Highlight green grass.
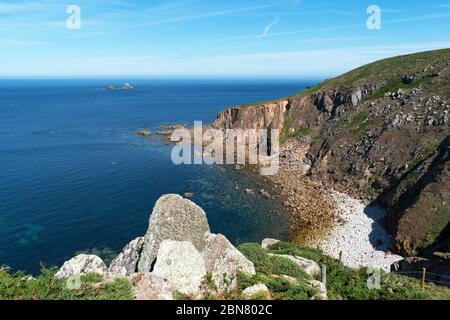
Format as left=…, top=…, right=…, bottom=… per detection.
left=238, top=243, right=310, bottom=279
left=366, top=79, right=414, bottom=101
left=0, top=267, right=133, bottom=300
left=238, top=242, right=450, bottom=300
left=325, top=48, right=450, bottom=88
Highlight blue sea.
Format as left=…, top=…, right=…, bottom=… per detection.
left=0, top=79, right=315, bottom=274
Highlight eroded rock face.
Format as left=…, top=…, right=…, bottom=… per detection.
left=132, top=273, right=173, bottom=300
left=213, top=100, right=289, bottom=132
left=268, top=253, right=320, bottom=277
left=137, top=194, right=211, bottom=272
left=55, top=254, right=107, bottom=279
left=109, top=237, right=144, bottom=277
left=152, top=240, right=206, bottom=296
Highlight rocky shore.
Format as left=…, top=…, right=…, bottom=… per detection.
left=258, top=151, right=402, bottom=271
left=319, top=192, right=403, bottom=272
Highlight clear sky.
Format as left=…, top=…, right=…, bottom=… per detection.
left=1, top=0, right=450, bottom=78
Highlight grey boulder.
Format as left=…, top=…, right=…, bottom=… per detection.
left=153, top=240, right=206, bottom=297
left=269, top=253, right=320, bottom=277
left=138, top=194, right=210, bottom=272
left=241, top=283, right=270, bottom=300
left=204, top=234, right=256, bottom=292
left=55, top=254, right=107, bottom=279
left=132, top=273, right=173, bottom=300
left=108, top=237, right=144, bottom=277
left=261, top=238, right=280, bottom=249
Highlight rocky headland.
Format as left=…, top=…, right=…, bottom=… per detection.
left=209, top=49, right=449, bottom=276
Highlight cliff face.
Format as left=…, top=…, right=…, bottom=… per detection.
left=213, top=100, right=289, bottom=131
left=379, top=136, right=450, bottom=256
left=212, top=49, right=450, bottom=256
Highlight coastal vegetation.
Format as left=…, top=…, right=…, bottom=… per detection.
left=1, top=241, right=448, bottom=300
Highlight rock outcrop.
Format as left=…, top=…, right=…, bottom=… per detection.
left=56, top=194, right=255, bottom=298
left=241, top=283, right=270, bottom=299
left=137, top=194, right=210, bottom=272
left=108, top=237, right=144, bottom=277
left=132, top=273, right=173, bottom=300
left=261, top=238, right=280, bottom=250
left=152, top=240, right=206, bottom=296
left=307, top=280, right=328, bottom=300
left=213, top=100, right=289, bottom=132
left=268, top=253, right=320, bottom=277
left=203, top=234, right=255, bottom=292
left=55, top=254, right=107, bottom=279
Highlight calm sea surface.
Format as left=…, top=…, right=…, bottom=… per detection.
left=0, top=79, right=316, bottom=274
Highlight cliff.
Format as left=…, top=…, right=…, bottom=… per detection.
left=213, top=100, right=289, bottom=131
left=212, top=49, right=450, bottom=256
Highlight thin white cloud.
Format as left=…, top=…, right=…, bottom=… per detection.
left=381, top=8, right=404, bottom=14
left=259, top=16, right=280, bottom=39
left=0, top=1, right=58, bottom=13
left=232, top=11, right=450, bottom=40
left=0, top=40, right=51, bottom=46
left=120, top=4, right=279, bottom=29
left=384, top=12, right=450, bottom=24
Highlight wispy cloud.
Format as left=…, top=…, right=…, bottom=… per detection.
left=0, top=1, right=59, bottom=13
left=232, top=11, right=450, bottom=40
left=384, top=12, right=450, bottom=24
left=0, top=40, right=52, bottom=46
left=259, top=16, right=279, bottom=39
left=120, top=4, right=279, bottom=29
left=381, top=8, right=405, bottom=14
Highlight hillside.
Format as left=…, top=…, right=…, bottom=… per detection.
left=213, top=49, right=450, bottom=257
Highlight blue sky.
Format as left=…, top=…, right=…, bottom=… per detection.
left=1, top=0, right=450, bottom=78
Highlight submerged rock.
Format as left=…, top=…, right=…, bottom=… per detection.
left=152, top=240, right=206, bottom=296
left=108, top=237, right=144, bottom=277
left=55, top=254, right=107, bottom=279
left=137, top=194, right=211, bottom=272
left=122, top=83, right=134, bottom=90
left=259, top=189, right=271, bottom=199
left=245, top=188, right=255, bottom=195
left=136, top=130, right=152, bottom=137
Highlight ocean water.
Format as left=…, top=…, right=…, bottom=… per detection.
left=0, top=79, right=314, bottom=274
